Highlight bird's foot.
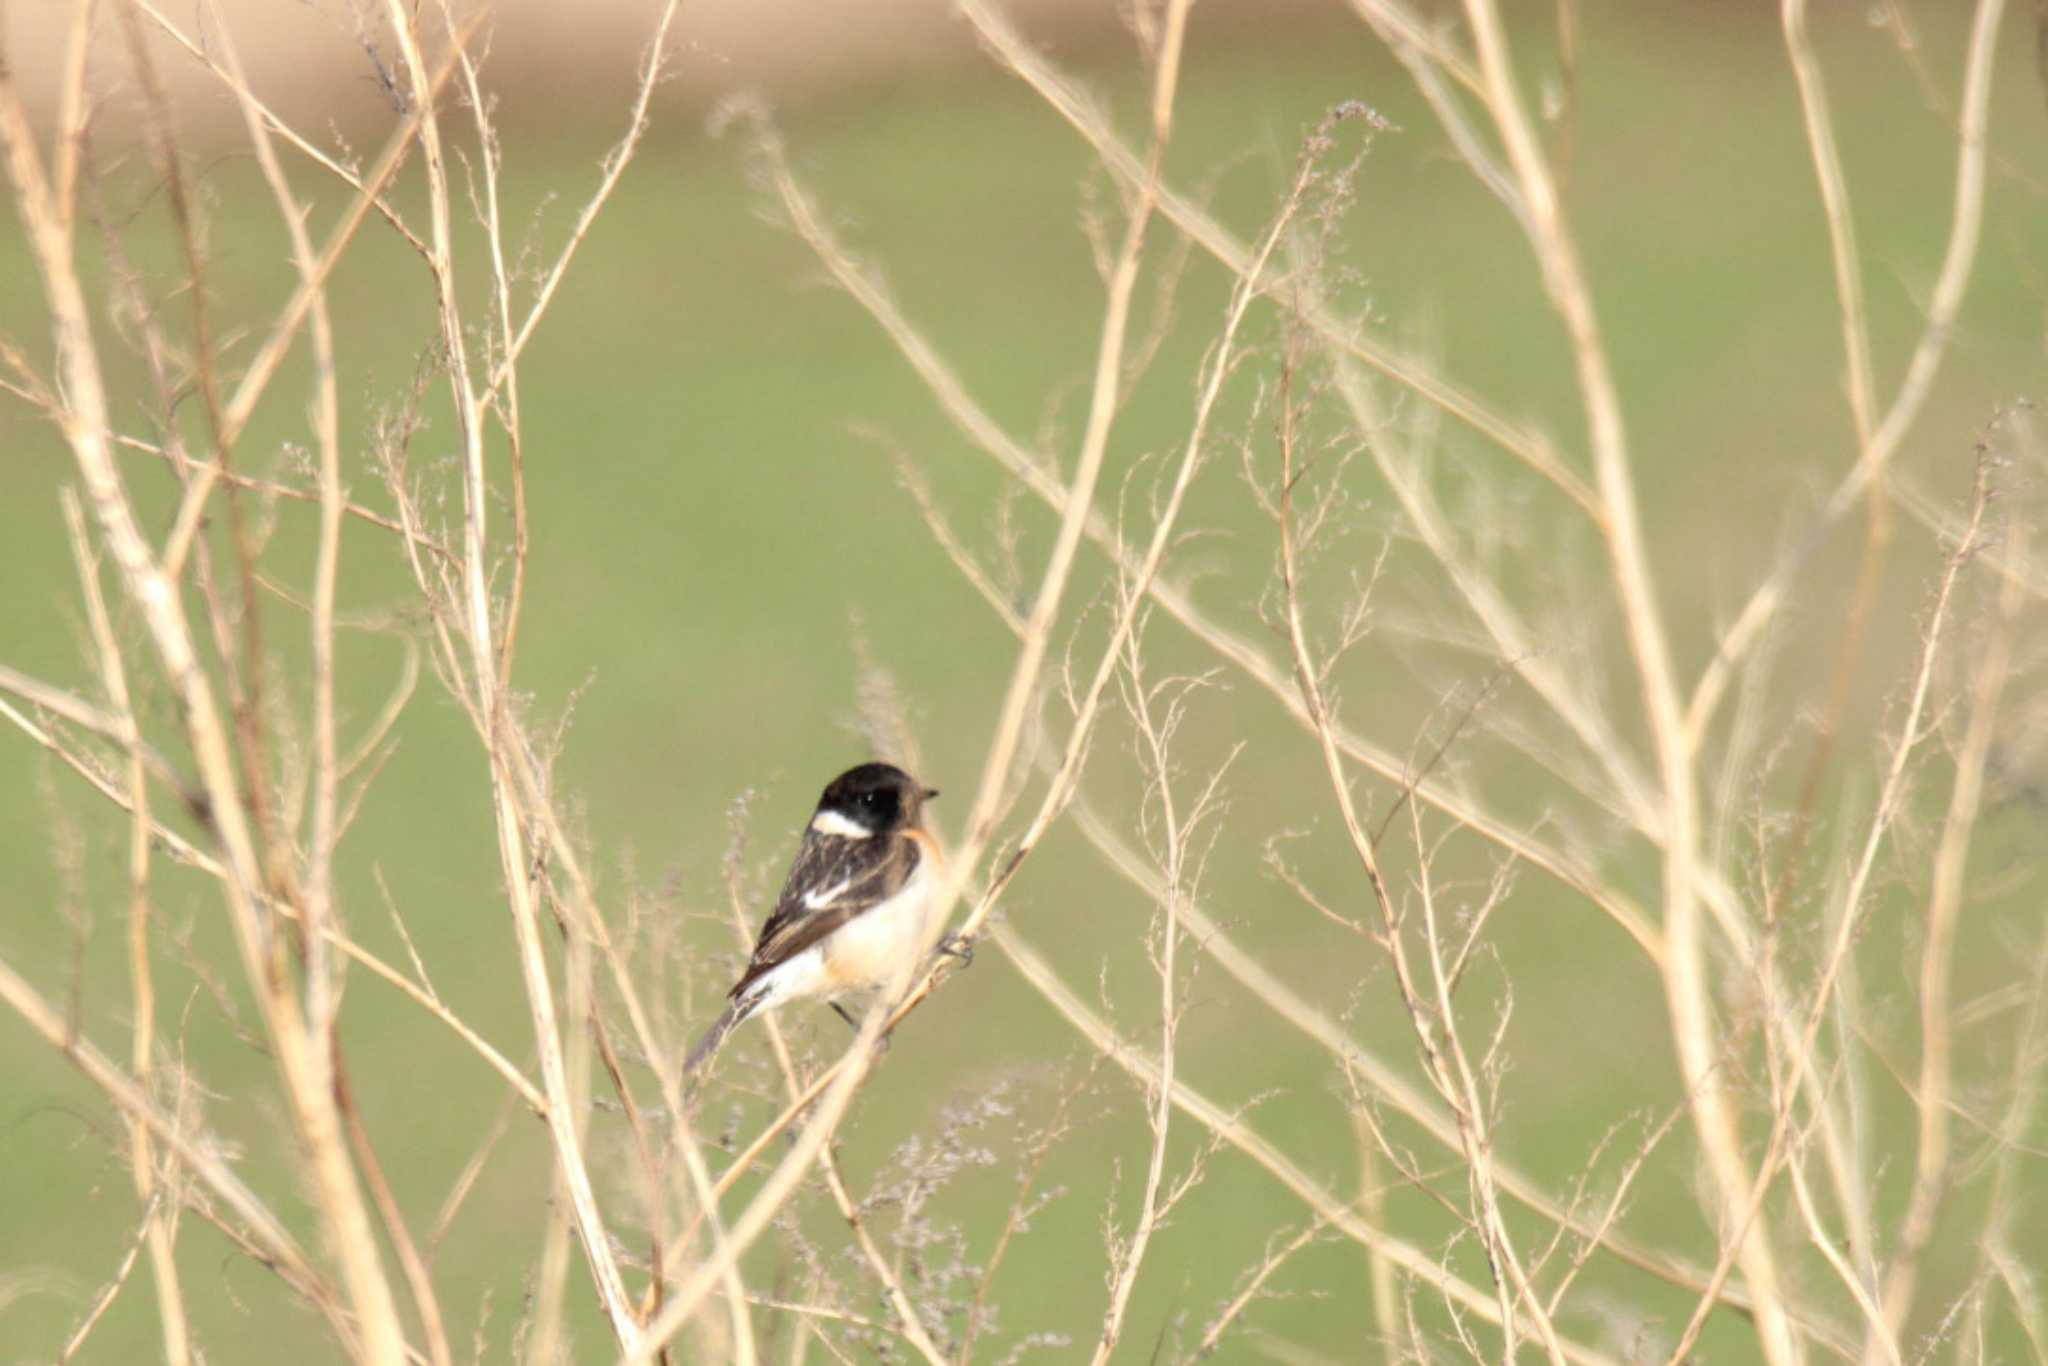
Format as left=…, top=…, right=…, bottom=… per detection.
left=937, top=932, right=975, bottom=968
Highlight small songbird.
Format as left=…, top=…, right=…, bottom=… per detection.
left=687, top=762, right=945, bottom=1074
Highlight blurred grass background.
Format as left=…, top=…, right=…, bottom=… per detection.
left=2, top=1, right=2043, bottom=1360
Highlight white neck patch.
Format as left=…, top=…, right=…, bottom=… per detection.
left=810, top=808, right=873, bottom=840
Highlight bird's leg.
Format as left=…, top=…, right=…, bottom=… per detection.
left=830, top=1000, right=893, bottom=1054
left=937, top=932, right=975, bottom=968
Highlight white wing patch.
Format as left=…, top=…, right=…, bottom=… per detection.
left=809, top=809, right=872, bottom=839
left=803, top=876, right=854, bottom=910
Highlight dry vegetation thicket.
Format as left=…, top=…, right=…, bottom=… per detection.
left=1, top=0, right=2043, bottom=1363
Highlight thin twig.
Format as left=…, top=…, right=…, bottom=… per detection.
left=1869, top=482, right=2025, bottom=1357
left=1, top=33, right=412, bottom=1362
left=992, top=924, right=1624, bottom=1366
left=376, top=0, right=642, bottom=1345
left=61, top=491, right=192, bottom=1366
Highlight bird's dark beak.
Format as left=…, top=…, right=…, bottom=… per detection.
left=923, top=787, right=940, bottom=801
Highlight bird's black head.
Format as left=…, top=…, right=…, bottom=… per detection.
left=814, top=761, right=938, bottom=837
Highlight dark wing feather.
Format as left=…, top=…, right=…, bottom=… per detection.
left=731, top=832, right=920, bottom=1000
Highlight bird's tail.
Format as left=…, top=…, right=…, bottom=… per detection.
left=685, top=997, right=750, bottom=1077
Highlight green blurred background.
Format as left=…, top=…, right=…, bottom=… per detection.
left=3, top=1, right=2044, bottom=1361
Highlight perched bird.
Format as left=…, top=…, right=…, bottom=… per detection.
left=687, top=762, right=946, bottom=1074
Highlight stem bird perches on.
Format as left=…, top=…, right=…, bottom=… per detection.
left=635, top=4, right=1200, bottom=1355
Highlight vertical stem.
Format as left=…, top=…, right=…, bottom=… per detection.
left=1870, top=516, right=2023, bottom=1354
left=376, top=3, right=641, bottom=1346
left=64, top=492, right=191, bottom=1366
left=1457, top=2, right=1796, bottom=1358
left=0, top=53, right=411, bottom=1366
